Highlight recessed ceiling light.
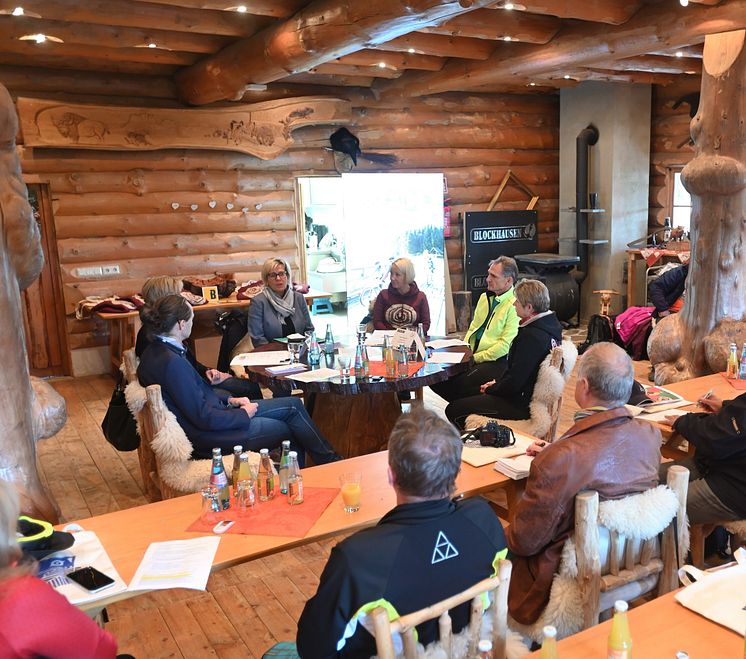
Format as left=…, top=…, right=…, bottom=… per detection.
left=675, top=50, right=684, bottom=57
left=679, top=0, right=688, bottom=6
left=378, top=62, right=386, bottom=68
left=504, top=2, right=514, bottom=9
left=12, top=6, right=23, bottom=15
left=563, top=74, right=571, bottom=79
left=503, top=36, right=512, bottom=42
left=148, top=42, right=158, bottom=48
left=19, top=33, right=63, bottom=43
left=236, top=5, right=248, bottom=11
left=528, top=82, right=536, bottom=86
left=407, top=48, right=416, bottom=54
left=0, top=6, right=41, bottom=17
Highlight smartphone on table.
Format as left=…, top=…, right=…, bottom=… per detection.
left=66, top=566, right=116, bottom=593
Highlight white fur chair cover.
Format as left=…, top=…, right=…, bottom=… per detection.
left=125, top=379, right=258, bottom=493
left=510, top=484, right=687, bottom=642
left=466, top=338, right=578, bottom=441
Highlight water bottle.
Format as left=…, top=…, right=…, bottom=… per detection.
left=308, top=331, right=321, bottom=366
left=739, top=343, right=746, bottom=380
left=324, top=324, right=335, bottom=355
left=210, top=447, right=231, bottom=510
left=278, top=440, right=291, bottom=494
left=257, top=448, right=276, bottom=501
left=416, top=323, right=426, bottom=361
left=287, top=451, right=304, bottom=505
left=396, top=344, right=408, bottom=378
left=354, top=342, right=365, bottom=378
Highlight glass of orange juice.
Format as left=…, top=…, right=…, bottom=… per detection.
left=339, top=472, right=362, bottom=513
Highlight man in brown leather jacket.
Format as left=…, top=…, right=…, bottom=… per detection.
left=506, top=342, right=661, bottom=625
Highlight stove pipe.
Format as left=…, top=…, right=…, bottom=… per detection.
left=575, top=124, right=599, bottom=284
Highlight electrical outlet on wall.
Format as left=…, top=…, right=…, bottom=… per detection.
left=102, top=265, right=121, bottom=276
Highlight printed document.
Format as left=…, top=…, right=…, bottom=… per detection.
left=129, top=536, right=220, bottom=591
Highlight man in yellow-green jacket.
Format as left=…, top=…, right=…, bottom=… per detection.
left=430, top=256, right=519, bottom=403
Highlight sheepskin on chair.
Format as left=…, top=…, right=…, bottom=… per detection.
left=510, top=484, right=687, bottom=643
left=466, top=339, right=578, bottom=442
left=125, top=378, right=259, bottom=493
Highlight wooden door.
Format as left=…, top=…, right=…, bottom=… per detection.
left=21, top=182, right=71, bottom=376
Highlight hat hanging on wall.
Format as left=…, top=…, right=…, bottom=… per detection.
left=328, top=127, right=398, bottom=174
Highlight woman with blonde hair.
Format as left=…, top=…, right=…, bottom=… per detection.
left=248, top=257, right=315, bottom=346
left=0, top=480, right=118, bottom=657
left=373, top=257, right=431, bottom=334
left=136, top=275, right=260, bottom=400
left=445, top=279, right=562, bottom=429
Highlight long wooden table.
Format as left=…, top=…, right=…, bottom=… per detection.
left=527, top=588, right=741, bottom=656
left=62, top=450, right=519, bottom=610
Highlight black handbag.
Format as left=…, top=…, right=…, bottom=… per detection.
left=460, top=421, right=516, bottom=449
left=101, top=373, right=140, bottom=451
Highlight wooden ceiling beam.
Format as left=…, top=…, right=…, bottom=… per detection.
left=649, top=44, right=704, bottom=58
left=594, top=55, right=702, bottom=75
left=485, top=0, right=643, bottom=25
left=307, top=62, right=403, bottom=79
left=175, top=0, right=500, bottom=105
left=379, top=0, right=746, bottom=95
left=10, top=0, right=273, bottom=37
left=372, top=32, right=496, bottom=59
left=0, top=51, right=179, bottom=76
left=0, top=16, right=232, bottom=54
left=420, top=8, right=560, bottom=43
left=336, top=49, right=444, bottom=71
left=139, top=0, right=307, bottom=18
left=282, top=72, right=376, bottom=87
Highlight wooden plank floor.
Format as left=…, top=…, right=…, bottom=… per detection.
left=40, top=336, right=653, bottom=658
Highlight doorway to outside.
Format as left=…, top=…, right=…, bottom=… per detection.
left=297, top=173, right=446, bottom=340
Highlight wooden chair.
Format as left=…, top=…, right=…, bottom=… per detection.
left=466, top=339, right=578, bottom=443
left=689, top=520, right=746, bottom=568
left=512, top=466, right=689, bottom=642
left=371, top=560, right=512, bottom=659
left=122, top=348, right=161, bottom=502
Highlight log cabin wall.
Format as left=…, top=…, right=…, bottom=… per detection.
left=4, top=73, right=559, bottom=375
left=648, top=77, right=701, bottom=231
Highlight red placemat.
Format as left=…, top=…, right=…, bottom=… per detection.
left=720, top=371, right=746, bottom=390
left=186, top=486, right=339, bottom=538
left=367, top=360, right=422, bottom=378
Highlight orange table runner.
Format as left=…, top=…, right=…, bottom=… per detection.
left=720, top=371, right=746, bottom=390
left=187, top=487, right=339, bottom=538
left=367, top=360, right=423, bottom=378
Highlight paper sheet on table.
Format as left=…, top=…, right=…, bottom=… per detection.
left=129, top=536, right=220, bottom=592
left=288, top=367, right=338, bottom=383
left=634, top=408, right=689, bottom=423
left=427, top=352, right=465, bottom=365
left=626, top=399, right=693, bottom=415
left=365, top=330, right=395, bottom=346
left=494, top=453, right=534, bottom=480
left=230, top=352, right=291, bottom=366
left=461, top=433, right=535, bottom=467
left=426, top=338, right=469, bottom=349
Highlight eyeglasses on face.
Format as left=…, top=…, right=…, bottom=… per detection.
left=268, top=271, right=288, bottom=279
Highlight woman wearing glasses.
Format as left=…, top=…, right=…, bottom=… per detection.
left=248, top=257, right=315, bottom=346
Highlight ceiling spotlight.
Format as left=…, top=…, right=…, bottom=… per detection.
left=504, top=2, right=514, bottom=8
left=563, top=74, right=571, bottom=79
left=407, top=48, right=416, bottom=54
left=0, top=6, right=41, bottom=17
left=675, top=50, right=684, bottom=57
left=19, top=33, right=63, bottom=43
left=12, top=6, right=23, bottom=15
left=236, top=5, right=248, bottom=11
left=503, top=36, right=512, bottom=42
left=378, top=62, right=386, bottom=68
left=679, top=0, right=688, bottom=6
left=528, top=82, right=536, bottom=87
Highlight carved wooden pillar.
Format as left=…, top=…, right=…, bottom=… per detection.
left=0, top=83, right=59, bottom=521
left=649, top=30, right=746, bottom=383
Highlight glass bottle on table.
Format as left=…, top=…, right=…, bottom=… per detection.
left=607, top=600, right=632, bottom=659
left=231, top=444, right=242, bottom=487
left=324, top=324, right=335, bottom=355
left=279, top=440, right=291, bottom=494
left=354, top=342, right=366, bottom=378
left=257, top=448, right=276, bottom=501
left=540, top=625, right=559, bottom=658
left=416, top=323, right=426, bottom=359
left=308, top=331, right=321, bottom=366
left=728, top=342, right=739, bottom=379
left=286, top=451, right=304, bottom=505
left=383, top=335, right=396, bottom=378
left=396, top=344, right=408, bottom=378
left=477, top=639, right=492, bottom=659
left=210, top=447, right=231, bottom=510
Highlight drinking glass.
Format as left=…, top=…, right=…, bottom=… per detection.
left=200, top=485, right=221, bottom=524
left=357, top=324, right=368, bottom=342
left=288, top=341, right=303, bottom=364
left=339, top=472, right=362, bottom=513
left=338, top=354, right=352, bottom=380
left=235, top=479, right=256, bottom=515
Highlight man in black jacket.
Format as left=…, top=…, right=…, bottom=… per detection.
left=296, top=407, right=507, bottom=658
left=663, top=392, right=746, bottom=524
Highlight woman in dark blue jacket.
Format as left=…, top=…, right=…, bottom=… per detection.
left=137, top=294, right=340, bottom=464
left=445, top=279, right=562, bottom=429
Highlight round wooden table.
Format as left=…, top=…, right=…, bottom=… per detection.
left=244, top=342, right=472, bottom=458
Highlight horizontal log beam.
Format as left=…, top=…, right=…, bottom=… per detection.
left=593, top=55, right=702, bottom=75
left=282, top=72, right=376, bottom=87
left=336, top=49, right=444, bottom=72
left=307, top=63, right=404, bottom=79
left=176, top=0, right=500, bottom=105
left=13, top=0, right=273, bottom=37
left=421, top=8, right=561, bottom=44
left=372, top=32, right=496, bottom=59
left=55, top=211, right=296, bottom=239
left=379, top=0, right=746, bottom=95
left=58, top=231, right=297, bottom=263
left=0, top=49, right=179, bottom=77
left=485, top=0, right=643, bottom=25
left=135, top=0, right=306, bottom=18
left=350, top=106, right=557, bottom=128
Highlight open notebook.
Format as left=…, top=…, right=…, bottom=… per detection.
left=460, top=432, right=534, bottom=467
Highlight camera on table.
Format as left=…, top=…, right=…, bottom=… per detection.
left=460, top=421, right=516, bottom=448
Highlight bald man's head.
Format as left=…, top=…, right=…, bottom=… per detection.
left=577, top=343, right=634, bottom=408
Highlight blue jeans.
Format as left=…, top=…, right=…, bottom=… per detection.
left=248, top=397, right=339, bottom=466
